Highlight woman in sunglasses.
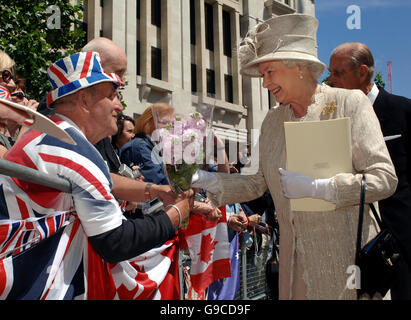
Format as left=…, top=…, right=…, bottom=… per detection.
left=0, top=50, right=17, bottom=93
left=10, top=79, right=39, bottom=111
left=0, top=51, right=39, bottom=155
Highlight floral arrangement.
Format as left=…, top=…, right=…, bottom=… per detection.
left=159, top=112, right=208, bottom=194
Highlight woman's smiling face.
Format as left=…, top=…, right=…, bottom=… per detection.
left=259, top=60, right=300, bottom=105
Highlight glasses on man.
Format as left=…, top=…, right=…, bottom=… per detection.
left=1, top=70, right=15, bottom=83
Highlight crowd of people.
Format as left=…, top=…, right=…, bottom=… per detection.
left=0, top=12, right=410, bottom=300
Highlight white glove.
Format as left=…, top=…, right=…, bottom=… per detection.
left=278, top=168, right=335, bottom=202
left=191, top=169, right=219, bottom=193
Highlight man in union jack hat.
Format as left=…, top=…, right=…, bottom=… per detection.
left=0, top=51, right=193, bottom=299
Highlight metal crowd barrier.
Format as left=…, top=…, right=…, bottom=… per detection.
left=235, top=231, right=273, bottom=300
left=0, top=159, right=71, bottom=192
left=182, top=227, right=276, bottom=301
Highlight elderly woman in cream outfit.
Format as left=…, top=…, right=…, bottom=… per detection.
left=192, top=14, right=397, bottom=300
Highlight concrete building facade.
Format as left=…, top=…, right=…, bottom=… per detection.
left=84, top=0, right=315, bottom=145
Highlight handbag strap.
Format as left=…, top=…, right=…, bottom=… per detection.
left=355, top=176, right=385, bottom=258
left=355, top=175, right=366, bottom=265
left=355, top=175, right=367, bottom=299
left=369, top=202, right=384, bottom=230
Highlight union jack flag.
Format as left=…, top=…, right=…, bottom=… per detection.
left=0, top=85, right=10, bottom=101
left=0, top=114, right=231, bottom=300
left=46, top=51, right=120, bottom=107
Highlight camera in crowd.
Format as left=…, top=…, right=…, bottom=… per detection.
left=118, top=163, right=142, bottom=180
left=138, top=197, right=164, bottom=215
left=118, top=163, right=163, bottom=215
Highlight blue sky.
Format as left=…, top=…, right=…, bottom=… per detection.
left=315, top=0, right=411, bottom=98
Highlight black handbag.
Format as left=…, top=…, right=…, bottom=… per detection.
left=355, top=175, right=403, bottom=299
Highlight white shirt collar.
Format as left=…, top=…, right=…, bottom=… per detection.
left=367, top=83, right=380, bottom=105
left=55, top=113, right=87, bottom=140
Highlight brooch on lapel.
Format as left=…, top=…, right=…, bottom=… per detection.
left=322, top=101, right=337, bottom=116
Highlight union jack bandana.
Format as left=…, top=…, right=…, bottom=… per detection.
left=46, top=51, right=121, bottom=107
left=0, top=85, right=11, bottom=101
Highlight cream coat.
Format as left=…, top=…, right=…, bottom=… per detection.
left=209, top=84, right=397, bottom=300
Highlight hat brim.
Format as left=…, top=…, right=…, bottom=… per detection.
left=47, top=74, right=120, bottom=107
left=240, top=51, right=326, bottom=78
left=0, top=98, right=76, bottom=145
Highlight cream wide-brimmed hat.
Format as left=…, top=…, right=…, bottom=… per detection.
left=238, top=13, right=326, bottom=78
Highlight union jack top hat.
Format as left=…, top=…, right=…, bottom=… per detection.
left=46, top=51, right=121, bottom=107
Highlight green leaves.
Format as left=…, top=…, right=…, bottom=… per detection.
left=0, top=0, right=86, bottom=101
left=374, top=71, right=386, bottom=89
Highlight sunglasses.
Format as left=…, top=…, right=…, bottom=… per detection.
left=1, top=70, right=15, bottom=83
left=11, top=91, right=26, bottom=100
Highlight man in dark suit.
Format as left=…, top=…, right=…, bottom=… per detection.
left=329, top=42, right=411, bottom=299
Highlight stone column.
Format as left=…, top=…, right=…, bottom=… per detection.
left=231, top=9, right=242, bottom=106
left=101, top=0, right=125, bottom=47
left=86, top=0, right=101, bottom=41
left=180, top=0, right=192, bottom=91
left=161, top=0, right=171, bottom=82
left=195, top=0, right=206, bottom=95
left=140, top=0, right=151, bottom=79
left=213, top=0, right=224, bottom=101
left=123, top=0, right=137, bottom=114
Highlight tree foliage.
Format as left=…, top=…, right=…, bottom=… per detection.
left=374, top=71, right=385, bottom=89
left=0, top=0, right=86, bottom=101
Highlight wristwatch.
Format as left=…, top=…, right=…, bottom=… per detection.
left=194, top=192, right=206, bottom=203
left=144, top=183, right=153, bottom=201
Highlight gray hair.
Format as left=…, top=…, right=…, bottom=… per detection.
left=0, top=50, right=15, bottom=72
left=332, top=42, right=375, bottom=83
left=281, top=59, right=324, bottom=81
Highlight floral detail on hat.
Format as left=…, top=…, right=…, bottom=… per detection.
left=238, top=39, right=257, bottom=68
left=238, top=22, right=272, bottom=70
left=322, top=101, right=337, bottom=116
left=238, top=32, right=258, bottom=68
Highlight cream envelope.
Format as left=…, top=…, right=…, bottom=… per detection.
left=284, top=117, right=353, bottom=211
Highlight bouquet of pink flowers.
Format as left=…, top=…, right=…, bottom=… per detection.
left=160, top=112, right=207, bottom=193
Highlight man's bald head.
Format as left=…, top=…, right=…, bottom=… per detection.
left=332, top=42, right=375, bottom=76
left=329, top=42, right=375, bottom=93
left=82, top=37, right=127, bottom=85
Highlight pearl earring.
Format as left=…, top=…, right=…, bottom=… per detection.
left=299, top=72, right=304, bottom=80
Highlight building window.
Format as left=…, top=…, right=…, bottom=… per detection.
left=100, top=0, right=104, bottom=37
left=190, top=0, right=196, bottom=45
left=137, top=0, right=140, bottom=19
left=223, top=10, right=232, bottom=58
left=151, top=0, right=161, bottom=28
left=191, top=64, right=197, bottom=93
left=137, top=41, right=141, bottom=75
left=151, top=46, right=162, bottom=80
left=205, top=3, right=214, bottom=51
left=224, top=74, right=233, bottom=103
left=206, top=69, right=215, bottom=97
left=285, top=0, right=291, bottom=6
